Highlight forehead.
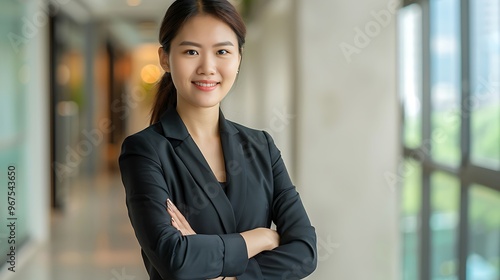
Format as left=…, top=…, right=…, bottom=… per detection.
left=173, top=14, right=238, bottom=45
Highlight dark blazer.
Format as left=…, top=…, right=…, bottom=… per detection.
left=119, top=108, right=317, bottom=280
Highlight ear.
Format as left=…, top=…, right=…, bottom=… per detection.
left=237, top=52, right=242, bottom=71
left=158, top=47, right=170, bottom=72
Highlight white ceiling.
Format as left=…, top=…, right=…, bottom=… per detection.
left=81, top=0, right=173, bottom=22
left=55, top=0, right=247, bottom=49
left=55, top=0, right=174, bottom=49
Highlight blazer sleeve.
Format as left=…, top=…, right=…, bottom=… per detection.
left=119, top=133, right=249, bottom=280
left=237, top=131, right=318, bottom=280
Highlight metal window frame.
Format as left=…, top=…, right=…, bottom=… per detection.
left=400, top=0, right=500, bottom=279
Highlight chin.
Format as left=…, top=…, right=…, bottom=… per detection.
left=189, top=99, right=224, bottom=109
left=194, top=96, right=227, bottom=108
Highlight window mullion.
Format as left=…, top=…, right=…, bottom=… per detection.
left=420, top=0, right=432, bottom=279
left=458, top=0, right=471, bottom=279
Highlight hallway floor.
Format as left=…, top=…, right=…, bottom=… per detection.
left=5, top=172, right=149, bottom=280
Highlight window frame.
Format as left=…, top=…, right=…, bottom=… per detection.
left=400, top=0, right=500, bottom=279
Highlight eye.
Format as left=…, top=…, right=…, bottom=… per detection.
left=217, top=49, right=229, bottom=55
left=185, top=50, right=198, bottom=55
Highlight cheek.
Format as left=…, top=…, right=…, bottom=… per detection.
left=230, top=58, right=240, bottom=70
left=170, top=60, right=193, bottom=83
left=221, top=60, right=240, bottom=77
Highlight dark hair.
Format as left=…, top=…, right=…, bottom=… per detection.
left=150, top=0, right=247, bottom=124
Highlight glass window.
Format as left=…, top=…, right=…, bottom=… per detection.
left=401, top=159, right=422, bottom=280
left=430, top=172, right=460, bottom=279
left=467, top=184, right=500, bottom=279
left=0, top=1, right=29, bottom=263
left=470, top=0, right=500, bottom=170
left=399, top=4, right=423, bottom=149
left=430, top=0, right=461, bottom=167
left=400, top=0, right=500, bottom=279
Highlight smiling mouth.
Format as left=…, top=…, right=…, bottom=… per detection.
left=193, top=81, right=220, bottom=87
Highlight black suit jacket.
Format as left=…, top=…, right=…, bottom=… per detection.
left=119, top=108, right=317, bottom=280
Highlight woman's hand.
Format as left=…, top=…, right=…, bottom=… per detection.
left=240, top=228, right=280, bottom=258
left=167, top=199, right=279, bottom=279
left=167, top=200, right=279, bottom=257
left=167, top=199, right=196, bottom=235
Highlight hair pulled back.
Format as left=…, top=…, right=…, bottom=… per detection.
left=150, top=0, right=246, bottom=124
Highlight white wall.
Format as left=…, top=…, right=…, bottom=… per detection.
left=24, top=0, right=51, bottom=245
left=225, top=0, right=296, bottom=175
left=0, top=1, right=51, bottom=279
left=227, top=0, right=400, bottom=279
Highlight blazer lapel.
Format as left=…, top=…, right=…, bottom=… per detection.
left=159, top=108, right=237, bottom=233
left=219, top=112, right=249, bottom=229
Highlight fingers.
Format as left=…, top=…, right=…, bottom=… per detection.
left=167, top=199, right=196, bottom=235
left=167, top=199, right=181, bottom=227
left=167, top=200, right=185, bottom=229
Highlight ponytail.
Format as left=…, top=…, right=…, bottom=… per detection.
left=150, top=73, right=176, bottom=125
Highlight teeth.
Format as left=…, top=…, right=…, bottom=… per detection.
left=194, top=82, right=217, bottom=87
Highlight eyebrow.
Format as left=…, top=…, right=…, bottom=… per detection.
left=178, top=41, right=235, bottom=48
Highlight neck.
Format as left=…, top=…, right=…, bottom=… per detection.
left=176, top=103, right=220, bottom=138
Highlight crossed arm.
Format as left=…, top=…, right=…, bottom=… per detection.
left=120, top=131, right=317, bottom=279
left=166, top=199, right=280, bottom=280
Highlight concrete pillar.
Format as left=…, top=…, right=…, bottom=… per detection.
left=228, top=0, right=401, bottom=279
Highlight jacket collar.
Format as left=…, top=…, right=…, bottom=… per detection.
left=158, top=107, right=246, bottom=233
left=159, top=107, right=238, bottom=141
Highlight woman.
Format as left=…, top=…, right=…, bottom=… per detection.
left=119, top=1, right=317, bottom=279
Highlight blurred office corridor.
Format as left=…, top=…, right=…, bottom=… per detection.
left=1, top=0, right=499, bottom=279
left=4, top=172, right=148, bottom=280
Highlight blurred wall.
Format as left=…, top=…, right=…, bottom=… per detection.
left=127, top=44, right=160, bottom=135
left=24, top=0, right=51, bottom=245
left=0, top=1, right=50, bottom=277
left=226, top=0, right=400, bottom=279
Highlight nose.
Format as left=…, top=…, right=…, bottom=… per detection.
left=197, top=54, right=216, bottom=75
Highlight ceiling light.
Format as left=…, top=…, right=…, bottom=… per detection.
left=127, top=0, right=142, bottom=7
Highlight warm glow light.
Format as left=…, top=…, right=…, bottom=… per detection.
left=57, top=64, right=71, bottom=85
left=140, top=64, right=162, bottom=84
left=127, top=0, right=141, bottom=7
